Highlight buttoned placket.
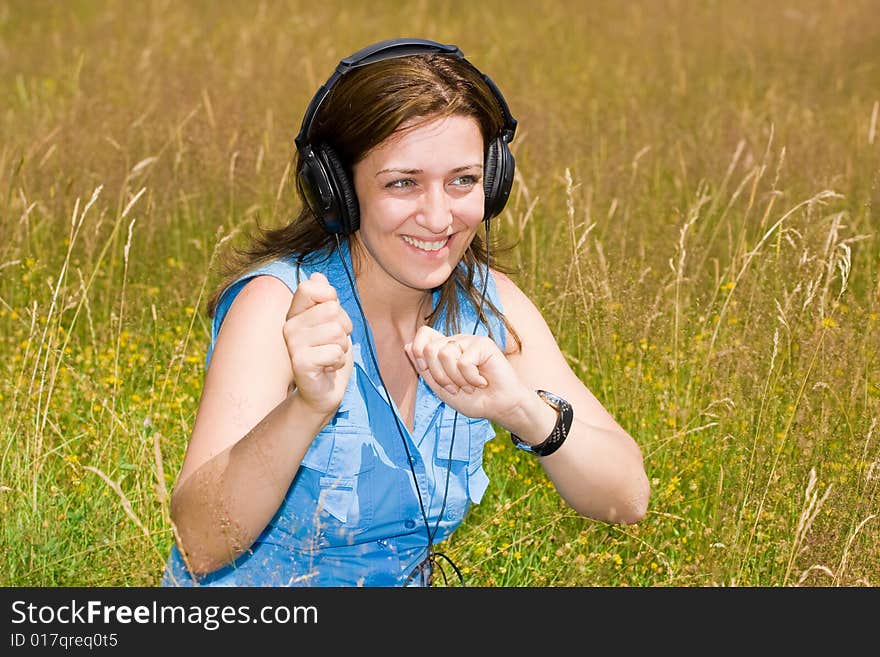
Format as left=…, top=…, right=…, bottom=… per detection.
left=350, top=330, right=446, bottom=537
left=326, top=240, right=451, bottom=536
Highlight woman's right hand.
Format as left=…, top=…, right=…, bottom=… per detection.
left=283, top=271, right=354, bottom=417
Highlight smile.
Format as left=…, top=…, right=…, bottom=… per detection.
left=401, top=235, right=450, bottom=252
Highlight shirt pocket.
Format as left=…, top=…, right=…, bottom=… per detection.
left=299, top=421, right=377, bottom=537
left=436, top=413, right=495, bottom=510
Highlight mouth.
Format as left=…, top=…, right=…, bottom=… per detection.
left=400, top=234, right=453, bottom=254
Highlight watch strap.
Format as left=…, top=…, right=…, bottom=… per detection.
left=509, top=390, right=573, bottom=457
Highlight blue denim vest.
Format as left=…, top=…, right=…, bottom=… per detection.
left=162, top=239, right=506, bottom=586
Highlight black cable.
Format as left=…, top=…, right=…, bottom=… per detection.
left=334, top=234, right=435, bottom=563
left=423, top=218, right=492, bottom=565
left=334, top=219, right=491, bottom=587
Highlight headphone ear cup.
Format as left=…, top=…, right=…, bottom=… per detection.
left=483, top=140, right=499, bottom=218
left=319, top=143, right=360, bottom=235
left=483, top=138, right=515, bottom=221
left=298, top=146, right=338, bottom=234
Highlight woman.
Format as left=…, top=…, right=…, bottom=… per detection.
left=162, top=38, right=650, bottom=587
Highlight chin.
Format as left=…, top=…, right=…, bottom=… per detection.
left=407, top=266, right=453, bottom=291
left=411, top=269, right=454, bottom=290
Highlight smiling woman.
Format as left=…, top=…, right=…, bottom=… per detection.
left=159, top=38, right=650, bottom=588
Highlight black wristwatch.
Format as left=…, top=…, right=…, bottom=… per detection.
left=509, top=390, right=574, bottom=457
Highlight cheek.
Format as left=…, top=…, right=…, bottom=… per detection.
left=360, top=197, right=410, bottom=232
left=456, top=191, right=486, bottom=226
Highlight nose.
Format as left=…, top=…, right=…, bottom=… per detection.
left=414, top=183, right=453, bottom=233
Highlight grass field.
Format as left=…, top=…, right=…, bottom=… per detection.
left=2, top=0, right=878, bottom=586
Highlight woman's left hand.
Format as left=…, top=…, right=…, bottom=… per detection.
left=405, top=325, right=530, bottom=424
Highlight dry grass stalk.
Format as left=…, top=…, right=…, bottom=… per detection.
left=869, top=100, right=878, bottom=145
left=834, top=514, right=877, bottom=586
left=153, top=431, right=168, bottom=507
left=83, top=465, right=151, bottom=540
left=797, top=564, right=835, bottom=585
left=784, top=467, right=833, bottom=585
left=31, top=186, right=102, bottom=510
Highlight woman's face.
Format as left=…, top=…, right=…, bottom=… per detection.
left=351, top=113, right=486, bottom=292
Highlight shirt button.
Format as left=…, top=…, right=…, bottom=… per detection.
left=404, top=519, right=416, bottom=529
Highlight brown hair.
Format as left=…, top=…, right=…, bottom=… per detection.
left=207, top=53, right=521, bottom=351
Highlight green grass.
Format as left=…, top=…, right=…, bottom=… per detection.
left=2, top=0, right=878, bottom=586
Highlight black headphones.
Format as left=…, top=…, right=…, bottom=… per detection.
left=294, top=38, right=518, bottom=236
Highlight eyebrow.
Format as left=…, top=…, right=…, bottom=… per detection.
left=375, top=164, right=483, bottom=177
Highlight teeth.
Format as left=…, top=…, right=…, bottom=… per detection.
left=402, top=235, right=448, bottom=251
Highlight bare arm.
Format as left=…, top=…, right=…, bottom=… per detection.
left=493, top=270, right=650, bottom=524
left=405, top=269, right=650, bottom=524
left=169, top=273, right=352, bottom=575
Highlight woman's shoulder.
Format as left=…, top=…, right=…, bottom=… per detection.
left=207, top=257, right=302, bottom=365
left=489, top=267, right=552, bottom=349
left=489, top=267, right=515, bottom=291
left=198, top=273, right=293, bottom=397
left=219, top=267, right=296, bottom=334
left=214, top=275, right=292, bottom=347
left=489, top=268, right=532, bottom=315
left=235, top=273, right=294, bottom=307
left=216, top=256, right=303, bottom=315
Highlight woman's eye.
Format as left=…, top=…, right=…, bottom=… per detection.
left=451, top=175, right=479, bottom=187
left=386, top=178, right=415, bottom=189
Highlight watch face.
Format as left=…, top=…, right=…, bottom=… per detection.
left=537, top=390, right=562, bottom=410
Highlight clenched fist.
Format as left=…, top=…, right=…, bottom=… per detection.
left=283, top=272, right=354, bottom=417
left=404, top=325, right=532, bottom=425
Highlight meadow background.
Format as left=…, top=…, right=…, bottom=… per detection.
left=1, top=0, right=878, bottom=587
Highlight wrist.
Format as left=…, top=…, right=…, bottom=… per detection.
left=501, top=389, right=559, bottom=446
left=285, top=387, right=337, bottom=430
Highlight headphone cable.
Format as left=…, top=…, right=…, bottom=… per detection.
left=333, top=220, right=491, bottom=586
left=423, top=218, right=492, bottom=581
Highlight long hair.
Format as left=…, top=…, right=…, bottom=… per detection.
left=207, top=52, right=522, bottom=351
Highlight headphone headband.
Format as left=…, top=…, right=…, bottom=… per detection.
left=341, top=38, right=461, bottom=67
left=294, top=38, right=517, bottom=151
